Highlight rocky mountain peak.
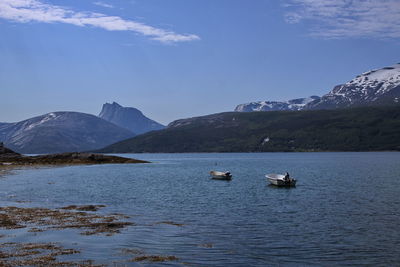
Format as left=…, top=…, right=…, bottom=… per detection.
left=99, top=102, right=140, bottom=118
left=98, top=102, right=165, bottom=135
left=108, top=102, right=122, bottom=108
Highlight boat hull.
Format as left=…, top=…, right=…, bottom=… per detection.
left=211, top=175, right=232, bottom=180
left=267, top=177, right=296, bottom=187
left=266, top=174, right=296, bottom=187
left=210, top=171, right=232, bottom=180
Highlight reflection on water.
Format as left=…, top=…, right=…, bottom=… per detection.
left=1, top=152, right=400, bottom=266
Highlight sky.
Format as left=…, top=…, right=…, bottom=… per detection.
left=1, top=0, right=400, bottom=125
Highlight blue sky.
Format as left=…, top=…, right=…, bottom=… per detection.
left=1, top=0, right=400, bottom=125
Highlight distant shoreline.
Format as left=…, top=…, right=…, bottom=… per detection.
left=97, top=150, right=400, bottom=154
left=0, top=149, right=150, bottom=169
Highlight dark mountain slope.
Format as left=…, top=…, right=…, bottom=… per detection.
left=97, top=106, right=400, bottom=153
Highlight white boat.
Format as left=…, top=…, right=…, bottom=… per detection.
left=210, top=171, right=232, bottom=180
left=266, top=174, right=296, bottom=187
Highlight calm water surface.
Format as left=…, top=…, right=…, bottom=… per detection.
left=1, top=152, right=400, bottom=266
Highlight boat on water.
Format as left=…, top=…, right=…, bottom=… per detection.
left=210, top=171, right=232, bottom=180
left=266, top=174, right=296, bottom=187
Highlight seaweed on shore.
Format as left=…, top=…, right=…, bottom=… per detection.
left=130, top=255, right=179, bottom=262
left=60, top=205, right=106, bottom=212
left=0, top=206, right=133, bottom=236
left=0, top=242, right=103, bottom=267
left=121, top=248, right=179, bottom=263
left=154, top=221, right=185, bottom=227
left=0, top=205, right=135, bottom=266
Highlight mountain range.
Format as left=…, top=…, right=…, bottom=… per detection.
left=0, top=112, right=135, bottom=154
left=97, top=63, right=400, bottom=153
left=2, top=63, right=400, bottom=154
left=0, top=103, right=164, bottom=154
left=235, top=63, right=400, bottom=112
left=97, top=106, right=400, bottom=153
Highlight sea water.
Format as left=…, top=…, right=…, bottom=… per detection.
left=1, top=152, right=400, bottom=266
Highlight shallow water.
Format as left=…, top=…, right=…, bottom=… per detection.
left=1, top=152, right=400, bottom=266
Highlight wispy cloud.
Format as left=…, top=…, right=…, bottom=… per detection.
left=0, top=0, right=200, bottom=43
left=284, top=0, right=400, bottom=39
left=93, top=1, right=114, bottom=9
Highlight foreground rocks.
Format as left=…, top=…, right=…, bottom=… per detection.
left=0, top=242, right=100, bottom=267
left=0, top=205, right=182, bottom=265
left=0, top=205, right=132, bottom=266
left=0, top=143, right=149, bottom=166
left=0, top=205, right=132, bottom=236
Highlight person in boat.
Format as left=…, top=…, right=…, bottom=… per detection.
left=284, top=172, right=290, bottom=182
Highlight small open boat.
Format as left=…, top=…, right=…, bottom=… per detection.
left=210, top=171, right=232, bottom=180
left=266, top=174, right=296, bottom=187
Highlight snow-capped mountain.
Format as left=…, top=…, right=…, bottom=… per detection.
left=235, top=63, right=400, bottom=112
left=99, top=102, right=165, bottom=135
left=235, top=96, right=320, bottom=112
left=0, top=112, right=135, bottom=154
left=306, top=63, right=400, bottom=109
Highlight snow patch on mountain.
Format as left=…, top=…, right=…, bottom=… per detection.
left=334, top=64, right=400, bottom=100
left=25, top=112, right=59, bottom=131
left=235, top=96, right=320, bottom=112
left=307, top=63, right=400, bottom=109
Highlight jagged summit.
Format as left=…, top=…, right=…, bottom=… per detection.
left=99, top=102, right=165, bottom=135
left=107, top=102, right=122, bottom=108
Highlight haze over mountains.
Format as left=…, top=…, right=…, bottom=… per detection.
left=236, top=63, right=400, bottom=112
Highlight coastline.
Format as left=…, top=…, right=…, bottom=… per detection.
left=0, top=150, right=150, bottom=168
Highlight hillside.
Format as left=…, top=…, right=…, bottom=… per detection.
left=97, top=106, right=400, bottom=153
left=0, top=112, right=135, bottom=154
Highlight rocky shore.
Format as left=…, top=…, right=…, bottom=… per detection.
left=0, top=144, right=184, bottom=266
left=0, top=143, right=149, bottom=166
left=0, top=204, right=182, bottom=266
